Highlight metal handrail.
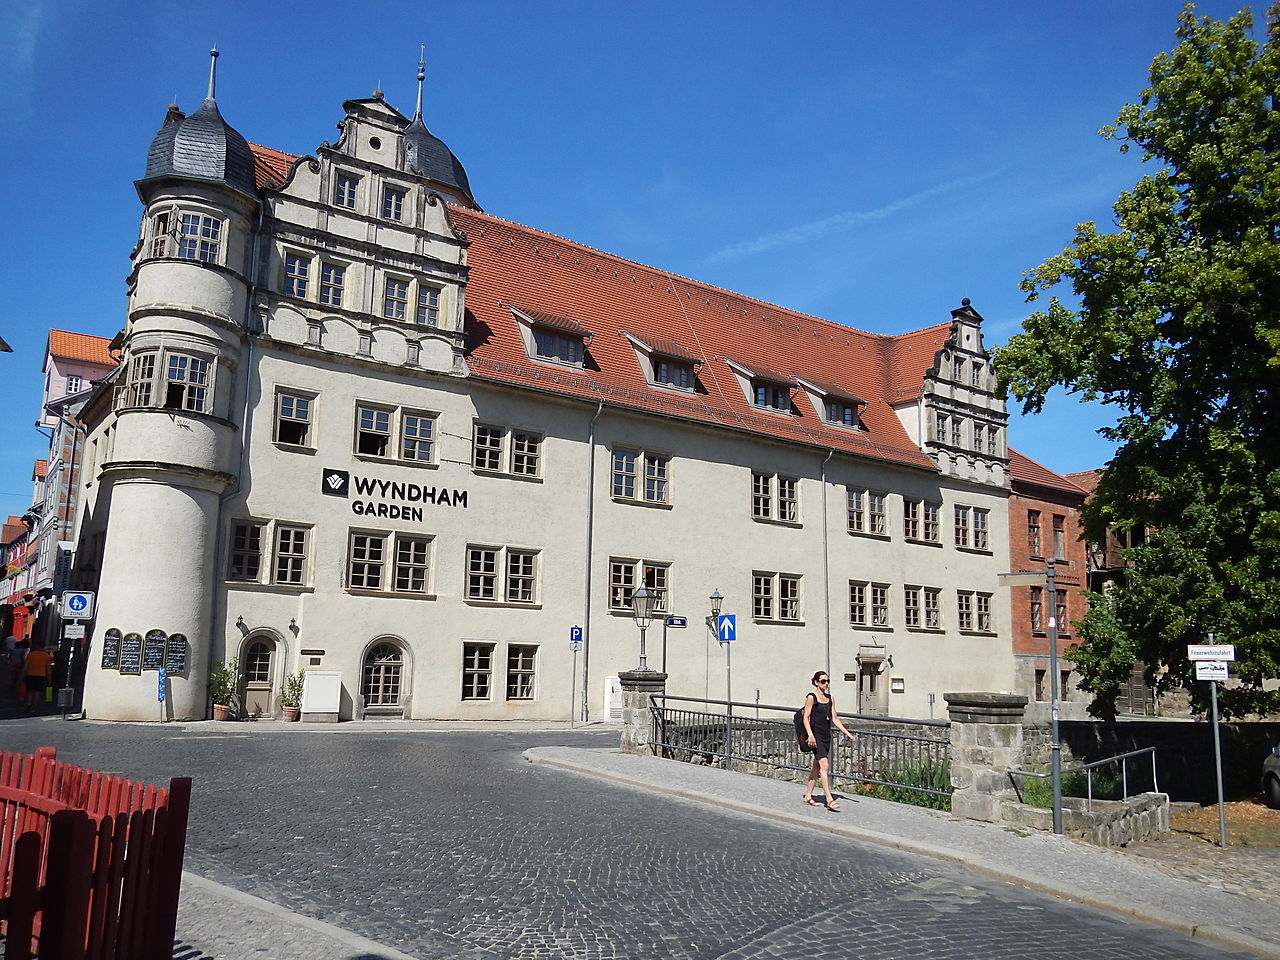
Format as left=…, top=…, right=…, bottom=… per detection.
left=649, top=695, right=952, bottom=804
left=1008, top=746, right=1159, bottom=812
left=654, top=693, right=951, bottom=729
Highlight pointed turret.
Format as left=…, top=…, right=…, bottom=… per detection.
left=402, top=50, right=475, bottom=206
left=139, top=48, right=256, bottom=197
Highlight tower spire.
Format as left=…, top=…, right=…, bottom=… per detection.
left=207, top=46, right=219, bottom=100
left=414, top=44, right=425, bottom=121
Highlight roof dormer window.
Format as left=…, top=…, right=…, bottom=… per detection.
left=622, top=331, right=702, bottom=394
left=535, top=329, right=583, bottom=364
left=511, top=307, right=591, bottom=370
left=754, top=383, right=791, bottom=412
left=727, top=359, right=796, bottom=414
left=796, top=376, right=866, bottom=429
left=655, top=359, right=693, bottom=389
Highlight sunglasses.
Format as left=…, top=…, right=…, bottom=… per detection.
left=817, top=678, right=830, bottom=684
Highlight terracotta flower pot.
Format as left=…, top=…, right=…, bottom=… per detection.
left=281, top=705, right=301, bottom=722
left=212, top=704, right=231, bottom=721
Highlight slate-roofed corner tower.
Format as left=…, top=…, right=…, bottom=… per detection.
left=83, top=50, right=256, bottom=720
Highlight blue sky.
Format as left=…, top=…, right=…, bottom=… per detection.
left=0, top=0, right=1249, bottom=518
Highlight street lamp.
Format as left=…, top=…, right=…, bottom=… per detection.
left=630, top=585, right=657, bottom=671
left=998, top=558, right=1062, bottom=835
left=706, top=589, right=731, bottom=769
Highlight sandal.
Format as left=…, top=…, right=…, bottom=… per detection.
left=803, top=797, right=820, bottom=807
left=824, top=800, right=840, bottom=812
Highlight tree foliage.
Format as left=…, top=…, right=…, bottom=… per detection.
left=994, top=3, right=1280, bottom=718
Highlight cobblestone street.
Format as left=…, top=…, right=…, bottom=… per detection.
left=1, top=719, right=1266, bottom=960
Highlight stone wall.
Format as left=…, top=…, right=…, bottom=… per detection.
left=1003, top=792, right=1170, bottom=847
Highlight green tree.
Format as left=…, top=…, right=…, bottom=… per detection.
left=994, top=3, right=1280, bottom=718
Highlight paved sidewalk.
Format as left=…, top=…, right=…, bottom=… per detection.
left=525, top=747, right=1280, bottom=960
left=175, top=872, right=423, bottom=960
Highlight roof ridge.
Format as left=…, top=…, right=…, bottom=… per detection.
left=448, top=204, right=936, bottom=346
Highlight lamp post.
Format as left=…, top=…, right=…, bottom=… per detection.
left=705, top=590, right=731, bottom=769
left=998, top=559, right=1062, bottom=834
left=630, top=585, right=657, bottom=671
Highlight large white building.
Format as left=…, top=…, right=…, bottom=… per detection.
left=75, top=57, right=1032, bottom=722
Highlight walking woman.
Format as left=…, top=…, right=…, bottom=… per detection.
left=801, top=670, right=856, bottom=811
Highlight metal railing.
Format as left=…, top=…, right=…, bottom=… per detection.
left=1008, top=746, right=1159, bottom=812
left=651, top=695, right=951, bottom=806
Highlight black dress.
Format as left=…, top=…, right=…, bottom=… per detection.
left=806, top=693, right=833, bottom=757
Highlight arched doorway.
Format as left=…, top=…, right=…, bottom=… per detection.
left=241, top=637, right=276, bottom=718
left=361, top=640, right=406, bottom=717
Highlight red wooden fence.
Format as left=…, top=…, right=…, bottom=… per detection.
left=0, top=746, right=191, bottom=960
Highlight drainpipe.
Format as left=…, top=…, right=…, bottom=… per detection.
left=820, top=448, right=834, bottom=677
left=211, top=202, right=264, bottom=678
left=581, top=399, right=605, bottom=722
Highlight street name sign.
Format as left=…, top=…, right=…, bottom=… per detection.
left=1196, top=661, right=1229, bottom=682
left=1188, top=644, right=1235, bottom=662
left=665, top=616, right=687, bottom=628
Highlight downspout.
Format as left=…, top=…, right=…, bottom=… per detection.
left=820, top=448, right=834, bottom=678
left=211, top=201, right=264, bottom=678
left=581, top=399, right=605, bottom=722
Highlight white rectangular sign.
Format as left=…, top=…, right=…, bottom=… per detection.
left=63, top=623, right=86, bottom=639
left=1196, top=661, right=1229, bottom=682
left=1188, top=644, right=1235, bottom=662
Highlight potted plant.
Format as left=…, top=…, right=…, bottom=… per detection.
left=280, top=671, right=305, bottom=722
left=208, top=656, right=239, bottom=721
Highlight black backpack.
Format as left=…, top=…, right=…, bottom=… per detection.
left=794, top=695, right=813, bottom=752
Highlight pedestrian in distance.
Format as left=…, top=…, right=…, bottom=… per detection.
left=801, top=670, right=856, bottom=811
left=23, top=638, right=53, bottom=715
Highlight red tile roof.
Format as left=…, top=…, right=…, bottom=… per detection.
left=449, top=206, right=951, bottom=471
left=46, top=330, right=116, bottom=367
left=250, top=143, right=301, bottom=190
left=2, top=517, right=26, bottom=546
left=1009, top=449, right=1088, bottom=498
left=33, top=460, right=46, bottom=481
left=1064, top=469, right=1103, bottom=495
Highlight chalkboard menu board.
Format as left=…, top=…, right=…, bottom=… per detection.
left=119, top=633, right=143, bottom=675
left=142, top=630, right=167, bottom=671
left=100, top=628, right=122, bottom=669
left=165, top=633, right=188, bottom=674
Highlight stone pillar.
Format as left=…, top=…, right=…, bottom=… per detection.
left=945, top=692, right=1028, bottom=823
left=618, top=669, right=667, bottom=755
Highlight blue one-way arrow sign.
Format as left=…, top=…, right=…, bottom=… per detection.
left=717, top=614, right=736, bottom=642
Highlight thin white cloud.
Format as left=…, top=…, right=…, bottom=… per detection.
left=706, top=165, right=1010, bottom=264
left=0, top=0, right=45, bottom=87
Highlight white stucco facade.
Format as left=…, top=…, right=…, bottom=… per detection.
left=75, top=81, right=1020, bottom=723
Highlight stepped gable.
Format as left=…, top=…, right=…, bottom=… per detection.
left=450, top=205, right=945, bottom=472
left=1009, top=448, right=1088, bottom=496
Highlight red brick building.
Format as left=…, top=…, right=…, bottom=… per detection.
left=1008, top=450, right=1089, bottom=713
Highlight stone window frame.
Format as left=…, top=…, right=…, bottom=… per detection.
left=334, top=171, right=360, bottom=211
left=345, top=529, right=435, bottom=597
left=119, top=348, right=216, bottom=415
left=226, top=517, right=312, bottom=588
left=273, top=387, right=316, bottom=450
left=751, top=472, right=801, bottom=526
left=462, top=642, right=495, bottom=700
left=608, top=557, right=671, bottom=614
left=506, top=644, right=538, bottom=701
left=610, top=448, right=671, bottom=506
left=753, top=571, right=803, bottom=624
left=353, top=402, right=438, bottom=465
left=465, top=544, right=541, bottom=606
left=470, top=423, right=543, bottom=479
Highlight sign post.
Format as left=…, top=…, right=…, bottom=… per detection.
left=569, top=626, right=583, bottom=729
left=717, top=614, right=736, bottom=771
left=1188, top=638, right=1234, bottom=848
left=661, top=615, right=686, bottom=675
